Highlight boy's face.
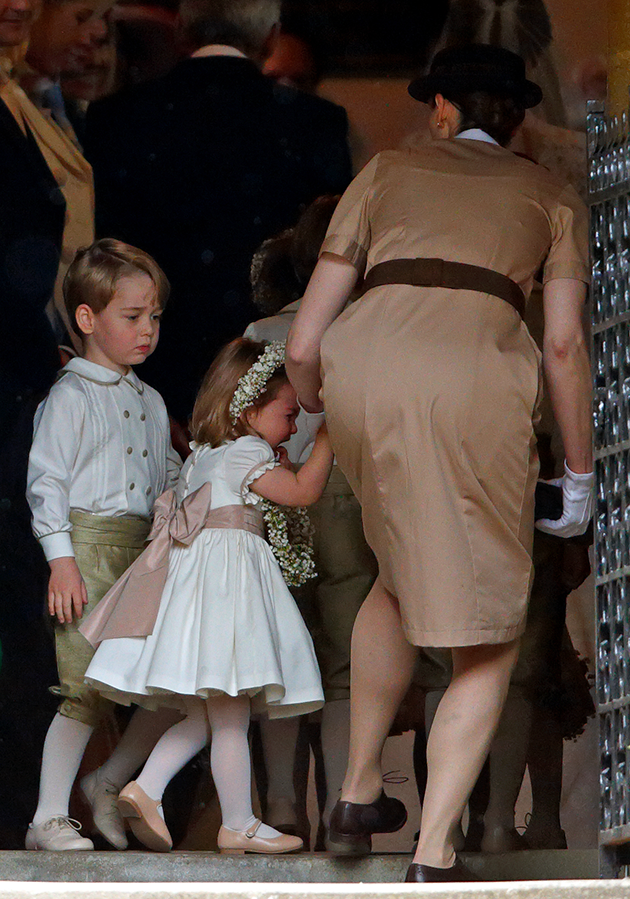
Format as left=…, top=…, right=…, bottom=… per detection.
left=77, top=273, right=162, bottom=374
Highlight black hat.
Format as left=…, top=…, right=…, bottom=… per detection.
left=408, top=44, right=542, bottom=109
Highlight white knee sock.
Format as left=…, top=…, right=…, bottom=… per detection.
left=135, top=702, right=209, bottom=810
left=33, top=713, right=94, bottom=824
left=97, top=706, right=182, bottom=789
left=207, top=695, right=281, bottom=839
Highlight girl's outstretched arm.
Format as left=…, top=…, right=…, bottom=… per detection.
left=250, top=424, right=334, bottom=507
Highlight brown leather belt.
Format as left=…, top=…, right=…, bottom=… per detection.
left=363, top=258, right=526, bottom=320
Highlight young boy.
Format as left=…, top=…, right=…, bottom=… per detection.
left=25, top=239, right=181, bottom=851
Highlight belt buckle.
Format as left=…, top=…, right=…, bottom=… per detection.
left=421, top=257, right=445, bottom=287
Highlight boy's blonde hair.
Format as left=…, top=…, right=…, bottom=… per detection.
left=63, top=238, right=170, bottom=335
left=191, top=337, right=288, bottom=447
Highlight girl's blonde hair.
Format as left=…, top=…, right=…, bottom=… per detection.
left=191, top=337, right=289, bottom=447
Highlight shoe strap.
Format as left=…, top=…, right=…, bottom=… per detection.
left=245, top=819, right=262, bottom=839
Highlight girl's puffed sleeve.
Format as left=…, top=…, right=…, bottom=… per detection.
left=319, top=154, right=381, bottom=277
left=224, top=436, right=278, bottom=505
left=543, top=183, right=590, bottom=285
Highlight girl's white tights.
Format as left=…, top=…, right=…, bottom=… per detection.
left=135, top=702, right=209, bottom=814
left=206, top=694, right=282, bottom=839
left=98, top=706, right=182, bottom=789
left=135, top=694, right=283, bottom=839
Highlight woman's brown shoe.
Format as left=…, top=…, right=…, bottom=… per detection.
left=405, top=858, right=480, bottom=883
left=327, top=791, right=407, bottom=856
left=117, top=782, right=172, bottom=852
left=218, top=820, right=303, bottom=854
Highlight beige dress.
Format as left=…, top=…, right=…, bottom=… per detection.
left=319, top=139, right=589, bottom=647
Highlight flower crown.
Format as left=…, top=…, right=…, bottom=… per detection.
left=229, top=341, right=286, bottom=424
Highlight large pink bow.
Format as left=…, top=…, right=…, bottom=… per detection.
left=80, top=483, right=214, bottom=646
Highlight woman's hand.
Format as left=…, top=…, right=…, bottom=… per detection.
left=535, top=463, right=594, bottom=538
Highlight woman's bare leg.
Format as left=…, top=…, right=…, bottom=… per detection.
left=341, top=577, right=418, bottom=804
left=413, top=639, right=520, bottom=868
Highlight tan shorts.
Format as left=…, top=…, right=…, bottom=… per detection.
left=53, top=511, right=150, bottom=727
left=293, top=467, right=378, bottom=702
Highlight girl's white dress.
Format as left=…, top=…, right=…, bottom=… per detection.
left=84, top=436, right=324, bottom=718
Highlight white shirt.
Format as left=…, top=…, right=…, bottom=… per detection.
left=27, top=358, right=181, bottom=561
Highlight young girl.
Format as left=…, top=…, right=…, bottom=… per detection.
left=79, top=338, right=333, bottom=853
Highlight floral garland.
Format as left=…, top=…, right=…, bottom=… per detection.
left=229, top=341, right=286, bottom=424
left=261, top=500, right=316, bottom=587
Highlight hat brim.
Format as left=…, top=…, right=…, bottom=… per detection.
left=408, top=72, right=542, bottom=109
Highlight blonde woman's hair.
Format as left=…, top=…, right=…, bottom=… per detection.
left=191, top=337, right=289, bottom=447
left=64, top=238, right=170, bottom=336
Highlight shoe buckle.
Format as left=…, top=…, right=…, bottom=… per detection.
left=245, top=819, right=262, bottom=839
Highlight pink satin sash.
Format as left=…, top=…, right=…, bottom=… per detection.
left=80, top=483, right=264, bottom=647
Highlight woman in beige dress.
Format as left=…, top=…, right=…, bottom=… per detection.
left=286, top=45, right=593, bottom=882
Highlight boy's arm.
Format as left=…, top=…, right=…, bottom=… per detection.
left=27, top=386, right=89, bottom=622
left=250, top=424, right=334, bottom=507
left=166, top=440, right=183, bottom=489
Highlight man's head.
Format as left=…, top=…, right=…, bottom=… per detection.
left=0, top=0, right=34, bottom=51
left=64, top=239, right=170, bottom=372
left=262, top=31, right=321, bottom=92
left=176, top=0, right=280, bottom=61
left=26, top=0, right=113, bottom=78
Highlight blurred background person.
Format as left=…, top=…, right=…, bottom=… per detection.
left=0, top=0, right=64, bottom=849
left=17, top=0, right=115, bottom=348
left=84, top=0, right=353, bottom=426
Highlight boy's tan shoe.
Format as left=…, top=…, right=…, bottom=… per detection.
left=25, top=816, right=94, bottom=851
left=80, top=768, right=128, bottom=850
left=218, top=820, right=303, bottom=854
left=117, top=781, right=172, bottom=852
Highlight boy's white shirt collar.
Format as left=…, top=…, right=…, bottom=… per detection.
left=63, top=356, right=145, bottom=394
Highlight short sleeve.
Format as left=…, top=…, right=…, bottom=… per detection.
left=320, top=154, right=380, bottom=277
left=543, top=183, right=590, bottom=285
left=224, top=436, right=278, bottom=505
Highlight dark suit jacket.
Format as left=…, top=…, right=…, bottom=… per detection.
left=85, top=55, right=353, bottom=421
left=0, top=96, right=63, bottom=635
left=0, top=98, right=63, bottom=406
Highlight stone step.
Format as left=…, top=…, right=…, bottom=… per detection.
left=1, top=878, right=630, bottom=899
left=0, top=850, right=598, bottom=884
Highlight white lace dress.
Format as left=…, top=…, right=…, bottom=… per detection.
left=84, top=436, right=324, bottom=718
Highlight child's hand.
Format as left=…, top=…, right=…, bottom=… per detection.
left=315, top=421, right=330, bottom=448
left=276, top=446, right=293, bottom=471
left=48, top=557, right=88, bottom=624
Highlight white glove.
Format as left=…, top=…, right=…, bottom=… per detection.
left=535, top=461, right=594, bottom=538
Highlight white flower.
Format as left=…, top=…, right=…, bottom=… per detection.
left=261, top=500, right=316, bottom=587
left=229, top=341, right=286, bottom=424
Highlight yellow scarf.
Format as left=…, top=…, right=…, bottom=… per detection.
left=1, top=55, right=94, bottom=349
